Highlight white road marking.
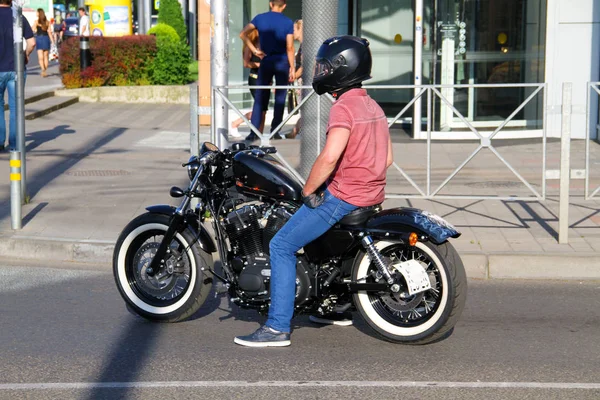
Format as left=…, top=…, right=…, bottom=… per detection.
left=1, top=381, right=599, bottom=390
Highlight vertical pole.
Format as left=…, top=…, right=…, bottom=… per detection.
left=80, top=36, right=91, bottom=70
left=211, top=0, right=229, bottom=150
left=10, top=151, right=22, bottom=230
left=144, top=0, right=151, bottom=33
left=189, top=0, right=197, bottom=59
left=413, top=0, right=423, bottom=139
left=190, top=84, right=199, bottom=209
left=137, top=0, right=145, bottom=34
left=542, top=83, right=548, bottom=199
left=426, top=87, right=432, bottom=197
left=299, top=0, right=339, bottom=178
left=558, top=82, right=572, bottom=244
left=13, top=1, right=27, bottom=201
left=190, top=84, right=199, bottom=156
left=585, top=83, right=591, bottom=200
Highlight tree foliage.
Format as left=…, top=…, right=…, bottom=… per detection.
left=157, top=0, right=187, bottom=43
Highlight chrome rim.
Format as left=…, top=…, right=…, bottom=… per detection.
left=367, top=244, right=443, bottom=327
left=126, top=231, right=192, bottom=307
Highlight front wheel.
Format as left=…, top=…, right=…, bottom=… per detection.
left=352, top=240, right=467, bottom=344
left=113, top=212, right=213, bottom=322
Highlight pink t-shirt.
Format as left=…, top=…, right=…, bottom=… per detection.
left=326, top=88, right=390, bottom=207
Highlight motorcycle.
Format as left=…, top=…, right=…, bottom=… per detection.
left=113, top=141, right=467, bottom=344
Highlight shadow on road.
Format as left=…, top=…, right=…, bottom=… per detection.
left=0, top=127, right=128, bottom=225
left=26, top=124, right=76, bottom=153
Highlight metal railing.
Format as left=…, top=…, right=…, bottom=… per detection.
left=211, top=83, right=548, bottom=201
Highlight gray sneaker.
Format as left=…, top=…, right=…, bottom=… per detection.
left=309, top=311, right=353, bottom=326
left=234, top=325, right=291, bottom=347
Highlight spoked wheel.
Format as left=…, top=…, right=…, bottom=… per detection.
left=352, top=240, right=467, bottom=344
left=113, top=212, right=213, bottom=322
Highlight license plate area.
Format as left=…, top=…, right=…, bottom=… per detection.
left=392, top=259, right=432, bottom=295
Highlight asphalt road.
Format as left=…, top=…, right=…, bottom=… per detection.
left=0, top=259, right=599, bottom=400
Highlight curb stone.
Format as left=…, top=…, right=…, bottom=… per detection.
left=1, top=237, right=599, bottom=281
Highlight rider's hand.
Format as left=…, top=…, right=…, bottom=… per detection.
left=302, top=190, right=325, bottom=209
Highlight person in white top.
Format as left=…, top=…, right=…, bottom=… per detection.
left=78, top=7, right=90, bottom=36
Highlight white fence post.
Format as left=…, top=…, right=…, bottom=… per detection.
left=558, top=82, right=572, bottom=244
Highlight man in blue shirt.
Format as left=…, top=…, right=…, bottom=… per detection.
left=0, top=0, right=36, bottom=152
left=239, top=0, right=295, bottom=141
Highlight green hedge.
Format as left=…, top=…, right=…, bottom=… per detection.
left=59, top=36, right=157, bottom=88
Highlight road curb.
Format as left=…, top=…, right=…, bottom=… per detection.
left=0, top=236, right=599, bottom=280
left=0, top=237, right=114, bottom=265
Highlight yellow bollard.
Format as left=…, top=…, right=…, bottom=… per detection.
left=10, top=151, right=22, bottom=230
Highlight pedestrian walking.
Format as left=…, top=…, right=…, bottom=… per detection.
left=239, top=0, right=295, bottom=141
left=0, top=0, right=36, bottom=151
left=78, top=7, right=90, bottom=37
left=230, top=28, right=267, bottom=138
left=32, top=8, right=54, bottom=77
left=234, top=36, right=394, bottom=347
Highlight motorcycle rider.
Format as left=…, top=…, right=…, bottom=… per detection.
left=235, top=35, right=394, bottom=347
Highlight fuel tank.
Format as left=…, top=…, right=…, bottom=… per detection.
left=233, top=151, right=303, bottom=201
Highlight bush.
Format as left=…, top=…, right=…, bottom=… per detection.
left=157, top=0, right=187, bottom=43
left=148, top=23, right=179, bottom=42
left=150, top=36, right=191, bottom=85
left=59, top=36, right=157, bottom=88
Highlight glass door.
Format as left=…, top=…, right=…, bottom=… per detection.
left=423, top=0, right=546, bottom=134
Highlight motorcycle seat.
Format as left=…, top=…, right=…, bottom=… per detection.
left=339, top=204, right=382, bottom=226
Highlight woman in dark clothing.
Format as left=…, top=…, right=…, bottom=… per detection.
left=31, top=9, right=54, bottom=77
left=231, top=28, right=266, bottom=135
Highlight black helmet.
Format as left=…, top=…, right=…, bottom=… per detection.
left=312, top=35, right=372, bottom=95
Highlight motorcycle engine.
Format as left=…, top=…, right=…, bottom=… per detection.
left=223, top=205, right=311, bottom=305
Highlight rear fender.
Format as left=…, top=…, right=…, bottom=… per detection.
left=146, top=205, right=217, bottom=253
left=366, top=207, right=460, bottom=245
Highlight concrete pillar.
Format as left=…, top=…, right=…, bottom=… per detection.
left=299, top=0, right=339, bottom=178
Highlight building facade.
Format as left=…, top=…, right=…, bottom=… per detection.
left=199, top=0, right=599, bottom=140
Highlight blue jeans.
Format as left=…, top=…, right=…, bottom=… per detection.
left=250, top=54, right=289, bottom=135
left=0, top=71, right=26, bottom=150
left=266, top=189, right=358, bottom=333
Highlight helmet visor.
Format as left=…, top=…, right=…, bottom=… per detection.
left=314, top=60, right=332, bottom=79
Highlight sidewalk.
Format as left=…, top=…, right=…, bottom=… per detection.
left=1, top=75, right=599, bottom=280
left=24, top=60, right=64, bottom=98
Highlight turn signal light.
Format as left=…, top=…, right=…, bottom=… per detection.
left=409, top=232, right=418, bottom=246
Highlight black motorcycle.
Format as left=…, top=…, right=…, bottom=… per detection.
left=113, top=142, right=467, bottom=344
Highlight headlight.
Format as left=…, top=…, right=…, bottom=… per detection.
left=186, top=156, right=200, bottom=181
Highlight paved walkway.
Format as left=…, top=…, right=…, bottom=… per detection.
left=0, top=73, right=599, bottom=280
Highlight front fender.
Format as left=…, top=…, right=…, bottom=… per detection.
left=366, top=207, right=461, bottom=245
left=146, top=205, right=217, bottom=253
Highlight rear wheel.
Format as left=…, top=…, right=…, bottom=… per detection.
left=113, top=212, right=213, bottom=322
left=352, top=240, right=467, bottom=344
